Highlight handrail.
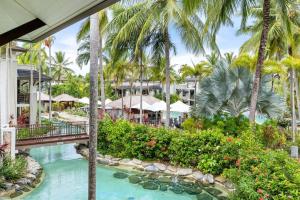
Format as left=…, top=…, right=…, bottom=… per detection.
left=15, top=122, right=89, bottom=140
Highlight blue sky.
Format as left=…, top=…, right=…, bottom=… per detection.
left=52, top=16, right=249, bottom=75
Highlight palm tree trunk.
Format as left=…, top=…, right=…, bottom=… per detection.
left=165, top=28, right=171, bottom=128
left=249, top=0, right=270, bottom=122
left=88, top=13, right=99, bottom=200
left=129, top=82, right=133, bottom=120
left=48, top=43, right=52, bottom=121
left=121, top=88, right=124, bottom=118
left=38, top=47, right=42, bottom=125
left=194, top=79, right=197, bottom=103
left=99, top=33, right=106, bottom=115
left=295, top=72, right=300, bottom=121
left=290, top=68, right=297, bottom=142
left=139, top=51, right=143, bottom=124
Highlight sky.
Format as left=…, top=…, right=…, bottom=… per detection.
left=52, top=15, right=249, bottom=75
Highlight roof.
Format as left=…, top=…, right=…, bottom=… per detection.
left=17, top=69, right=51, bottom=82
left=107, top=95, right=161, bottom=109
left=53, top=94, right=78, bottom=102
left=114, top=82, right=162, bottom=90
left=0, top=0, right=118, bottom=45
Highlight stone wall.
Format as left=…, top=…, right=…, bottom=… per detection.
left=75, top=144, right=234, bottom=192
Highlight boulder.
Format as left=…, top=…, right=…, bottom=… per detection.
left=184, top=186, right=202, bottom=195
left=192, top=171, right=204, bottom=181
left=157, top=176, right=172, bottom=184
left=144, top=165, right=159, bottom=172
left=166, top=165, right=177, bottom=173
left=215, top=176, right=226, bottom=184
left=3, top=183, right=14, bottom=190
left=113, top=172, right=129, bottom=179
left=26, top=173, right=36, bottom=181
left=128, top=175, right=142, bottom=184
left=202, top=174, right=214, bottom=184
left=197, top=193, right=213, bottom=200
left=142, top=181, right=159, bottom=190
left=153, top=163, right=167, bottom=171
left=217, top=196, right=229, bottom=200
left=177, top=168, right=193, bottom=176
left=206, top=187, right=223, bottom=196
left=10, top=191, right=23, bottom=198
left=97, top=158, right=110, bottom=165
left=170, top=186, right=184, bottom=194
left=159, top=184, right=168, bottom=191
left=132, top=159, right=142, bottom=165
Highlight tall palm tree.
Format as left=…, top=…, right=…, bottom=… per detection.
left=77, top=10, right=108, bottom=112
left=52, top=51, right=73, bottom=83
left=180, top=62, right=212, bottom=101
left=107, top=0, right=212, bottom=127
left=44, top=36, right=55, bottom=121
left=185, top=0, right=290, bottom=122
left=88, top=13, right=99, bottom=200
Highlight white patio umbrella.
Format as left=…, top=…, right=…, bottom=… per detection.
left=170, top=101, right=190, bottom=113
left=150, top=101, right=167, bottom=112
left=78, top=97, right=101, bottom=105
left=79, top=97, right=90, bottom=104
left=132, top=101, right=152, bottom=110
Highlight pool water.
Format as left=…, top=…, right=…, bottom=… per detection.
left=22, top=144, right=219, bottom=200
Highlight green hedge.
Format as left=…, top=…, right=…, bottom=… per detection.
left=98, top=117, right=300, bottom=199
left=98, top=118, right=239, bottom=175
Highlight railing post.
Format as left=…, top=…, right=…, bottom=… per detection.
left=1, top=125, right=16, bottom=160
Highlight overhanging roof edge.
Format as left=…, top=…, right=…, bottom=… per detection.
left=32, top=0, right=119, bottom=43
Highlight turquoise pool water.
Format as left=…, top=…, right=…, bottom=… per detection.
left=23, top=144, right=218, bottom=200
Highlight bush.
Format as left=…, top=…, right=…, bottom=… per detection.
left=224, top=131, right=300, bottom=200
left=98, top=117, right=240, bottom=175
left=184, top=114, right=250, bottom=136
left=0, top=156, right=27, bottom=181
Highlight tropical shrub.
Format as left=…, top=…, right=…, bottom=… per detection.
left=0, top=156, right=27, bottom=181
left=183, top=114, right=250, bottom=137
left=98, top=117, right=240, bottom=175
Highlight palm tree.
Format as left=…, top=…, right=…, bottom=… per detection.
left=238, top=1, right=300, bottom=135
left=52, top=51, right=74, bottom=82
left=107, top=0, right=211, bottom=127
left=77, top=10, right=108, bottom=112
left=185, top=0, right=290, bottom=122
left=180, top=62, right=212, bottom=101
left=44, top=36, right=55, bottom=121
left=88, top=13, right=99, bottom=200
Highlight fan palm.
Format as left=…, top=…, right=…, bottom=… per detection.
left=185, top=0, right=291, bottom=122
left=106, top=0, right=214, bottom=127
left=192, top=59, right=285, bottom=118
left=52, top=51, right=73, bottom=82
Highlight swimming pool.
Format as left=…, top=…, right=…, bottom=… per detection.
left=22, top=144, right=224, bottom=200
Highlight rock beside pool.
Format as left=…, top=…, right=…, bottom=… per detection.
left=184, top=186, right=202, bottom=195
left=128, top=175, right=142, bottom=184
left=1, top=155, right=43, bottom=198
left=197, top=193, right=214, bottom=200
left=157, top=176, right=172, bottom=183
left=113, top=172, right=129, bottom=179
left=159, top=184, right=168, bottom=191
left=177, top=168, right=193, bottom=176
left=153, top=163, right=167, bottom=171
left=76, top=145, right=230, bottom=193
left=144, top=164, right=159, bottom=172
left=170, top=186, right=184, bottom=194
left=142, top=181, right=159, bottom=190
left=206, top=187, right=223, bottom=196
